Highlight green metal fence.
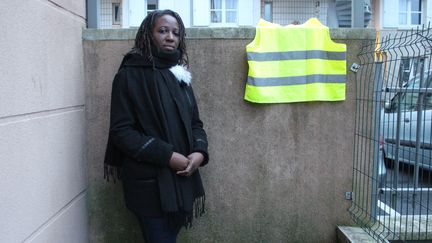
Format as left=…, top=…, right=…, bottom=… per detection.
left=350, top=25, right=432, bottom=242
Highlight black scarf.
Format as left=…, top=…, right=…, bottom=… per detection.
left=152, top=48, right=205, bottom=227
left=105, top=48, right=205, bottom=228
left=151, top=46, right=181, bottom=68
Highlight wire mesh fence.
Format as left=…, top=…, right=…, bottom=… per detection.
left=266, top=0, right=328, bottom=25
left=349, top=25, right=432, bottom=242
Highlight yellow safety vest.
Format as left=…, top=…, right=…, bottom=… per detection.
left=245, top=18, right=346, bottom=103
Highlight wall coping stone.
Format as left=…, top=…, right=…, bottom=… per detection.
left=336, top=226, right=387, bottom=243
left=83, top=27, right=376, bottom=41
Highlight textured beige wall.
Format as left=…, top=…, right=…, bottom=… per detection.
left=84, top=28, right=375, bottom=242
left=0, top=1, right=87, bottom=242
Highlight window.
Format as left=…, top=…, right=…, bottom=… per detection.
left=389, top=57, right=428, bottom=112
left=210, top=0, right=237, bottom=25
left=383, top=0, right=423, bottom=28
left=263, top=0, right=273, bottom=22
left=147, top=0, right=158, bottom=15
left=399, top=0, right=422, bottom=25
left=400, top=57, right=424, bottom=84
left=112, top=3, right=121, bottom=25
left=397, top=72, right=432, bottom=111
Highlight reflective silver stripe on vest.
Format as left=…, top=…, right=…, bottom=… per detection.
left=247, top=50, right=346, bottom=61
left=247, top=74, right=345, bottom=86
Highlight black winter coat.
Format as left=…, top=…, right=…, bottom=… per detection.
left=104, top=52, right=208, bottom=220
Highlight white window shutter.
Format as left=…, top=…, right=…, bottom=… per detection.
left=238, top=0, right=253, bottom=26
left=192, top=0, right=210, bottom=26
left=129, top=0, right=146, bottom=27
left=382, top=0, right=399, bottom=28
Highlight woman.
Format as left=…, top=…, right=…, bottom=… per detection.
left=104, top=10, right=209, bottom=243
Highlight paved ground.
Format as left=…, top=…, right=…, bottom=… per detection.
left=378, top=164, right=432, bottom=216
left=352, top=162, right=432, bottom=242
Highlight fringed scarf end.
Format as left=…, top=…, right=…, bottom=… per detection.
left=103, top=164, right=121, bottom=183
left=167, top=195, right=206, bottom=230
left=186, top=195, right=206, bottom=228
left=194, top=195, right=206, bottom=218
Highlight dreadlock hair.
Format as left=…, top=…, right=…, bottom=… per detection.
left=133, top=9, right=188, bottom=67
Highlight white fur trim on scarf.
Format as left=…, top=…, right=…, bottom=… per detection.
left=169, top=65, right=192, bottom=85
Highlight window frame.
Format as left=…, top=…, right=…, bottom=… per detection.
left=400, top=56, right=425, bottom=85
left=210, top=0, right=238, bottom=27
left=263, top=0, right=273, bottom=22
left=388, top=57, right=428, bottom=112
left=398, top=0, right=423, bottom=27
left=112, top=3, right=121, bottom=25
left=146, top=0, right=158, bottom=15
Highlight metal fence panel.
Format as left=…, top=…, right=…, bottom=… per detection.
left=350, top=26, right=432, bottom=242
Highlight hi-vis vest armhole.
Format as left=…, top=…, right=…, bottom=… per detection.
left=244, top=18, right=347, bottom=103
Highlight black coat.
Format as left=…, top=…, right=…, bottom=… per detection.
left=104, top=52, right=208, bottom=219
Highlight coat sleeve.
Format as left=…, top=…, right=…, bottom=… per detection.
left=109, top=69, right=173, bottom=167
left=188, top=86, right=209, bottom=166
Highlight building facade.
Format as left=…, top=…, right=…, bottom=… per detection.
left=88, top=0, right=382, bottom=29
left=373, top=0, right=432, bottom=86
left=89, top=0, right=261, bottom=28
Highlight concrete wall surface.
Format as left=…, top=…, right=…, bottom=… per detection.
left=0, top=1, right=88, bottom=242
left=84, top=27, right=376, bottom=242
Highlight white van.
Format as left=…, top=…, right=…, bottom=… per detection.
left=382, top=71, right=432, bottom=169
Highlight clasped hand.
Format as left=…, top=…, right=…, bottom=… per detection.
left=169, top=152, right=204, bottom=177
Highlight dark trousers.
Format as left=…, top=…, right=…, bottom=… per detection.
left=135, top=215, right=181, bottom=243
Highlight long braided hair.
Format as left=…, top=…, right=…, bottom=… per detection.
left=133, top=9, right=188, bottom=66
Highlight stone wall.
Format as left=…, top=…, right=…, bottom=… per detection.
left=84, top=27, right=376, bottom=242
left=0, top=1, right=87, bottom=242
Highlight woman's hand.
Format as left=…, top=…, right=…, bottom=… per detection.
left=177, top=152, right=204, bottom=177
left=169, top=152, right=190, bottom=171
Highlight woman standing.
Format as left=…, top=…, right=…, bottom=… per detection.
left=104, top=10, right=209, bottom=243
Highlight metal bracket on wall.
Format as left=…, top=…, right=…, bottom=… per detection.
left=345, top=191, right=353, bottom=200
left=350, top=63, right=360, bottom=73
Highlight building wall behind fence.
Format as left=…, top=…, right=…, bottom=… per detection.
left=0, top=1, right=88, bottom=242
left=84, top=28, right=376, bottom=243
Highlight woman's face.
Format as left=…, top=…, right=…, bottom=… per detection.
left=152, top=14, right=180, bottom=52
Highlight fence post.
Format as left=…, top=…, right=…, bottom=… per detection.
left=372, top=61, right=383, bottom=219
left=414, top=61, right=425, bottom=190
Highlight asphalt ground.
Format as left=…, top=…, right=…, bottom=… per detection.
left=377, top=163, right=432, bottom=216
